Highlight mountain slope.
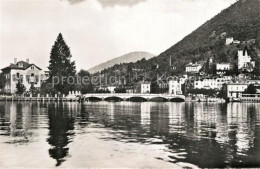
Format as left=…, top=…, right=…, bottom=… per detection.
left=88, top=51, right=154, bottom=73
left=96, top=0, right=260, bottom=78
left=152, top=0, right=260, bottom=72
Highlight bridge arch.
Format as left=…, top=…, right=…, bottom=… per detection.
left=128, top=96, right=148, bottom=102
left=169, top=97, right=185, bottom=102
left=149, top=97, right=168, bottom=102
left=104, top=96, right=124, bottom=101
left=85, top=96, right=102, bottom=101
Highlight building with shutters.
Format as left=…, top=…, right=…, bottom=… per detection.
left=1, top=58, right=48, bottom=94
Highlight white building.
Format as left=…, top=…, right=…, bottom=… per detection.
left=238, top=50, right=255, bottom=72
left=1, top=58, right=47, bottom=94
left=217, top=63, right=230, bottom=71
left=194, top=76, right=232, bottom=90
left=233, top=40, right=240, bottom=44
left=107, top=86, right=116, bottom=93
left=135, top=82, right=150, bottom=94
left=225, top=37, right=234, bottom=45
left=168, top=80, right=182, bottom=95
left=216, top=63, right=231, bottom=75
left=185, top=63, right=203, bottom=73
left=224, top=83, right=248, bottom=98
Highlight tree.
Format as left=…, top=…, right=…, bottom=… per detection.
left=127, top=64, right=133, bottom=74
left=150, top=81, right=159, bottom=94
left=40, top=81, right=56, bottom=96
left=0, top=73, right=6, bottom=90
left=77, top=69, right=94, bottom=94
left=48, top=33, right=76, bottom=95
left=115, top=87, right=126, bottom=93
left=16, top=81, right=26, bottom=96
left=246, top=84, right=256, bottom=94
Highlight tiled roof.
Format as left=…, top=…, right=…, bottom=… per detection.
left=1, top=61, right=42, bottom=71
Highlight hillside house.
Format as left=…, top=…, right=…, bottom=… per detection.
left=225, top=37, right=234, bottom=45
left=238, top=50, right=255, bottom=72
left=216, top=63, right=231, bottom=75
left=185, top=62, right=203, bottom=73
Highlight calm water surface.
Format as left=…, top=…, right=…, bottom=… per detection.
left=0, top=101, right=260, bottom=168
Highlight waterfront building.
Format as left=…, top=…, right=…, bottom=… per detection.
left=135, top=82, right=150, bottom=94
left=185, top=62, right=203, bottom=73
left=158, top=82, right=168, bottom=94
left=168, top=80, right=182, bottom=95
left=194, top=76, right=232, bottom=90
left=223, top=83, right=249, bottom=99
left=126, top=89, right=134, bottom=93
left=1, top=58, right=48, bottom=94
left=238, top=49, right=255, bottom=72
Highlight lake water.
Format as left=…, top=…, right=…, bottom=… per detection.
left=0, top=101, right=260, bottom=168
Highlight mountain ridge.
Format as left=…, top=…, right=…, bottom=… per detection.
left=88, top=51, right=155, bottom=73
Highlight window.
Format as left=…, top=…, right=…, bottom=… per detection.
left=31, top=73, right=34, bottom=77
left=31, top=66, right=34, bottom=70
left=16, top=73, right=20, bottom=78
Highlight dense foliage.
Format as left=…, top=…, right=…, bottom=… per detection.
left=16, top=81, right=26, bottom=95
left=0, top=73, right=6, bottom=90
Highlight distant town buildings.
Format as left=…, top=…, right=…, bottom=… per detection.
left=1, top=58, right=48, bottom=93
left=194, top=76, right=232, bottom=90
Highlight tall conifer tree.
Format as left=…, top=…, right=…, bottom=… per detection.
left=48, top=33, right=76, bottom=94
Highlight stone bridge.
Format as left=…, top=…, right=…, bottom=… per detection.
left=83, top=93, right=185, bottom=102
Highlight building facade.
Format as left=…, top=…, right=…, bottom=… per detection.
left=168, top=80, right=182, bottom=95
left=238, top=50, right=255, bottom=72
left=223, top=83, right=248, bottom=99
left=194, top=76, right=232, bottom=90
left=225, top=37, right=234, bottom=45
left=216, top=63, right=230, bottom=75
left=107, top=86, right=116, bottom=93
left=1, top=59, right=47, bottom=94
left=185, top=63, right=203, bottom=73
left=135, top=82, right=150, bottom=94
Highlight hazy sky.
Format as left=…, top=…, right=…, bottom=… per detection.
left=0, top=0, right=236, bottom=71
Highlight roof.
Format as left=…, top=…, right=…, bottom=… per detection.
left=1, top=61, right=42, bottom=71
left=217, top=62, right=230, bottom=65
left=186, top=63, right=203, bottom=67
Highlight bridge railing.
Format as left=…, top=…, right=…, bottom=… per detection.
left=83, top=93, right=185, bottom=99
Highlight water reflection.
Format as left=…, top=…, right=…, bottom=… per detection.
left=47, top=103, right=76, bottom=166
left=0, top=101, right=260, bottom=168
left=81, top=102, right=260, bottom=167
